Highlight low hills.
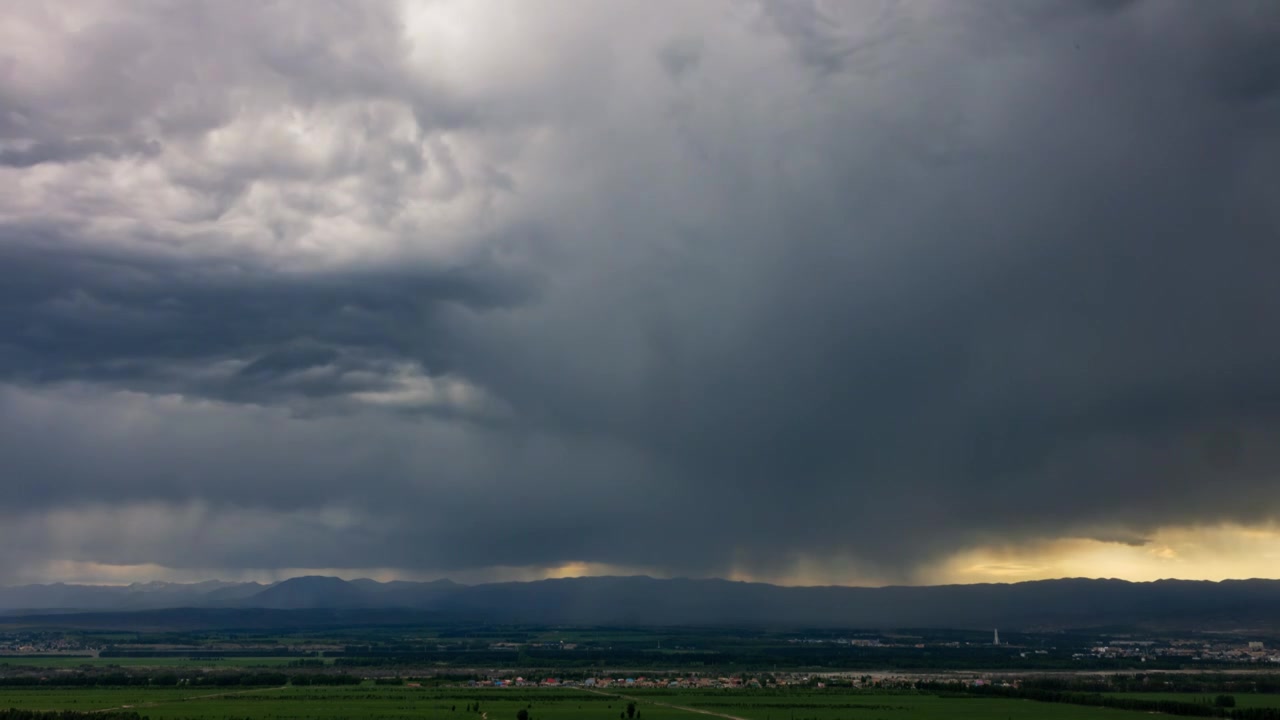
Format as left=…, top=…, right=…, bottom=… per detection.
left=3, top=575, right=1279, bottom=631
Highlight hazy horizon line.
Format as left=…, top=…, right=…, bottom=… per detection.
left=6, top=573, right=1276, bottom=591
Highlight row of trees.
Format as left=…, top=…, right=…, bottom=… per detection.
left=99, top=650, right=316, bottom=658
left=0, top=712, right=142, bottom=720
left=325, top=646, right=1170, bottom=670
left=921, top=682, right=1280, bottom=719
left=0, top=672, right=358, bottom=687
left=1019, top=673, right=1280, bottom=695
left=282, top=674, right=361, bottom=686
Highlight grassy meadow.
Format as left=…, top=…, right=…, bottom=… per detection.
left=4, top=684, right=1269, bottom=720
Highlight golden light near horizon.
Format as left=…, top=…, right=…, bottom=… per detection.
left=924, top=523, right=1280, bottom=585
left=27, top=525, right=1280, bottom=588
left=702, top=522, right=1280, bottom=589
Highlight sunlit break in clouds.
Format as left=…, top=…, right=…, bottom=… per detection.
left=1, top=0, right=1279, bottom=587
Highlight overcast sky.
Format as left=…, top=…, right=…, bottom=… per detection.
left=2, top=0, right=1279, bottom=587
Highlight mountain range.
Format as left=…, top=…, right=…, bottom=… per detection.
left=4, top=576, right=1280, bottom=631
left=7, top=571, right=1280, bottom=627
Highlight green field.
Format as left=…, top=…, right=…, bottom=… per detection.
left=0, top=685, right=1217, bottom=720
left=628, top=689, right=1175, bottom=720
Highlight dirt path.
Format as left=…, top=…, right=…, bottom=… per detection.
left=577, top=687, right=751, bottom=720
left=90, top=684, right=287, bottom=713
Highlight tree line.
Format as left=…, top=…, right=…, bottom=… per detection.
left=1018, top=673, right=1280, bottom=695
left=0, top=712, right=142, bottom=720
left=0, top=672, right=360, bottom=687
left=920, top=681, right=1280, bottom=720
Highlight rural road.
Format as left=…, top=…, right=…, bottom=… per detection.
left=90, top=684, right=287, bottom=713
left=578, top=687, right=751, bottom=720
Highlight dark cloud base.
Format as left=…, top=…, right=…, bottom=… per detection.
left=0, top=0, right=1278, bottom=584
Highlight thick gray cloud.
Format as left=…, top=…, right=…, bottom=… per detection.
left=0, top=0, right=1278, bottom=584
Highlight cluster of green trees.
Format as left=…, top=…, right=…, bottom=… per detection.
left=1028, top=674, right=1280, bottom=695
left=0, top=712, right=141, bottom=720
left=0, top=671, right=365, bottom=687
left=0, top=672, right=286, bottom=687
left=99, top=649, right=315, bottom=658
left=287, top=674, right=361, bottom=686
left=926, top=682, right=1222, bottom=716
left=920, top=682, right=1280, bottom=719
left=323, top=646, right=1191, bottom=670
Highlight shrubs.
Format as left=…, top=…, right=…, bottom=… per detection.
left=920, top=681, right=1280, bottom=719
left=289, top=674, right=361, bottom=686
left=0, top=712, right=142, bottom=720
left=0, top=672, right=286, bottom=688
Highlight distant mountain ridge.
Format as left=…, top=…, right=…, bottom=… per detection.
left=4, top=575, right=1280, bottom=630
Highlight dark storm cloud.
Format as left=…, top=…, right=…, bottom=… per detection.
left=657, top=37, right=704, bottom=80
left=0, top=137, right=163, bottom=168
left=0, top=226, right=532, bottom=412
left=758, top=0, right=909, bottom=77
left=1, top=0, right=1279, bottom=583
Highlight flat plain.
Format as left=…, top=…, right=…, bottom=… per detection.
left=0, top=684, right=1253, bottom=720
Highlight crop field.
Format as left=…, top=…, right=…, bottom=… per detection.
left=0, top=684, right=1236, bottom=720
left=625, top=688, right=1181, bottom=720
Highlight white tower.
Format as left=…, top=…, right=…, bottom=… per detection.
left=993, top=629, right=1000, bottom=646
